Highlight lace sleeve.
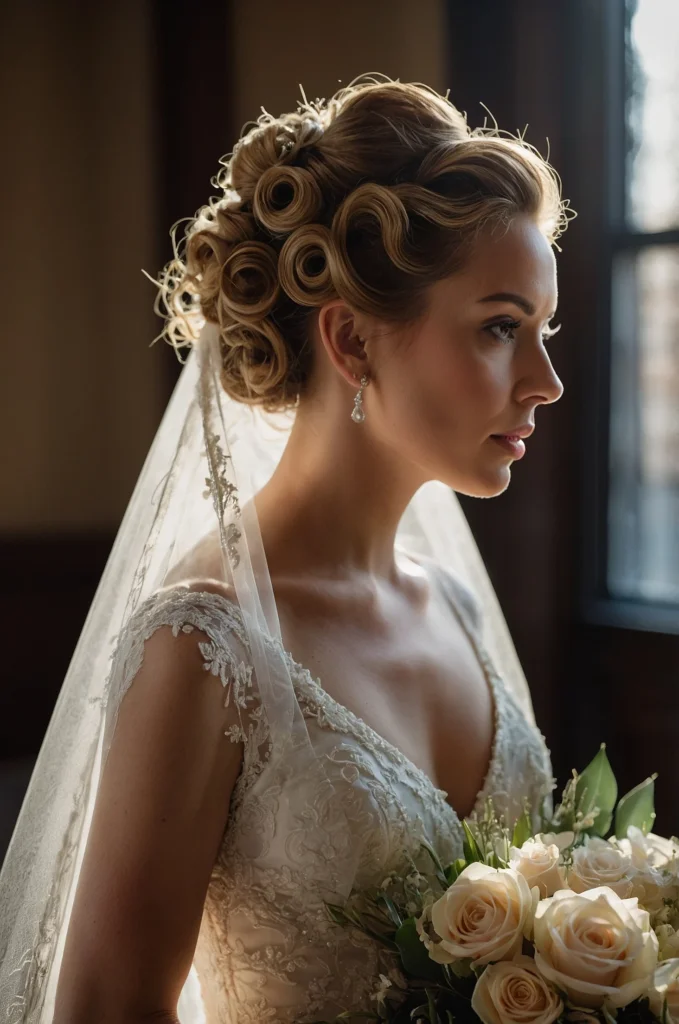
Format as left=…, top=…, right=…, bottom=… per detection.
left=101, top=583, right=265, bottom=763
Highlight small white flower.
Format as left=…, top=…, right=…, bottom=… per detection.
left=369, top=973, right=392, bottom=1007
left=538, top=831, right=575, bottom=851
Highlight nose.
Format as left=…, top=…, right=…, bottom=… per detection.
left=516, top=344, right=564, bottom=407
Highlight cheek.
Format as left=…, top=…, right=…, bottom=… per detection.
left=381, top=336, right=509, bottom=434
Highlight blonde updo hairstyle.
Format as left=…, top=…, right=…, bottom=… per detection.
left=155, top=76, right=572, bottom=412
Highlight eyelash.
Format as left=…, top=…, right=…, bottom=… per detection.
left=486, top=318, right=562, bottom=345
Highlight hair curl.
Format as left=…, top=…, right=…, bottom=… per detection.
left=150, top=74, right=575, bottom=411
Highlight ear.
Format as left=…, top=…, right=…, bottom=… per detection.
left=317, top=300, right=370, bottom=386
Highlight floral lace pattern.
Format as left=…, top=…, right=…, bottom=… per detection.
left=107, top=579, right=554, bottom=1024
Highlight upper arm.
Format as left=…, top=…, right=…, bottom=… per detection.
left=54, top=586, right=251, bottom=1021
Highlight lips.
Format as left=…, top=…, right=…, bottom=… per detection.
left=491, top=423, right=535, bottom=440
left=490, top=434, right=527, bottom=459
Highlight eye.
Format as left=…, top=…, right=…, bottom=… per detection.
left=485, top=319, right=521, bottom=345
left=484, top=319, right=563, bottom=345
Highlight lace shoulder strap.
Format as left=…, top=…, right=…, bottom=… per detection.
left=102, top=583, right=264, bottom=762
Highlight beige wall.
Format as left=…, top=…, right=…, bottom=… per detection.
left=1, top=0, right=446, bottom=533
left=230, top=0, right=447, bottom=138
left=1, top=1, right=164, bottom=532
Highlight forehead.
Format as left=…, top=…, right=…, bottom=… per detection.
left=435, top=216, right=558, bottom=313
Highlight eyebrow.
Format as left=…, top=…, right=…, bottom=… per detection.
left=477, top=292, right=556, bottom=318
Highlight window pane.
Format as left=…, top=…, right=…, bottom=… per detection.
left=608, top=246, right=679, bottom=602
left=626, top=0, right=679, bottom=231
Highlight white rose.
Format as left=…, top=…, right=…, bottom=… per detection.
left=564, top=1012, right=601, bottom=1024
left=619, top=828, right=679, bottom=873
left=418, top=863, right=536, bottom=966
left=657, top=925, right=679, bottom=962
left=510, top=839, right=566, bottom=898
left=567, top=837, right=636, bottom=898
left=471, top=954, right=563, bottom=1024
left=632, top=869, right=679, bottom=917
left=614, top=829, right=679, bottom=915
left=533, top=886, right=658, bottom=1009
left=649, top=958, right=679, bottom=1024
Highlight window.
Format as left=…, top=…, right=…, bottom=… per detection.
left=606, top=0, right=679, bottom=610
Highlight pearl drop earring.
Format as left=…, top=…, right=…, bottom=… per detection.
left=351, top=374, right=369, bottom=423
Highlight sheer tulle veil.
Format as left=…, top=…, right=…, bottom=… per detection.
left=0, top=319, right=536, bottom=1022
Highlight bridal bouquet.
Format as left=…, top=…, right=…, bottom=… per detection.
left=316, top=746, right=679, bottom=1024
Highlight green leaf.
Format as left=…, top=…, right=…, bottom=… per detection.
left=575, top=744, right=618, bottom=836
left=325, top=902, right=350, bottom=927
left=395, top=916, right=445, bottom=983
left=410, top=1005, right=429, bottom=1020
left=377, top=892, right=403, bottom=929
left=444, top=858, right=467, bottom=887
left=462, top=820, right=483, bottom=863
left=512, top=807, right=533, bottom=849
left=426, top=987, right=440, bottom=1023
left=448, top=958, right=474, bottom=979
left=615, top=775, right=657, bottom=839
left=419, top=838, right=449, bottom=889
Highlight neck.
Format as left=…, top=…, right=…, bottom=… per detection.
left=254, top=398, right=428, bottom=581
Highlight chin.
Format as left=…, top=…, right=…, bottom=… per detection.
left=438, top=464, right=512, bottom=499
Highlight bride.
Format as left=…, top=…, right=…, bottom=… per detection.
left=0, top=76, right=571, bottom=1023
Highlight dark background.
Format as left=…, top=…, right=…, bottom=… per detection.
left=2, top=0, right=677, bottom=863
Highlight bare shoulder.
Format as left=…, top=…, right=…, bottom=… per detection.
left=163, top=575, right=239, bottom=604
left=161, top=527, right=233, bottom=593
left=401, top=550, right=483, bottom=634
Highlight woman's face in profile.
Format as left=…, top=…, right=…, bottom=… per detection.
left=367, top=214, right=564, bottom=498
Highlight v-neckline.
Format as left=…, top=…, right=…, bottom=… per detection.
left=271, top=589, right=502, bottom=827
left=186, top=579, right=503, bottom=828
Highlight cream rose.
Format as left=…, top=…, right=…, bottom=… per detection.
left=619, top=828, right=679, bottom=873
left=657, top=925, right=679, bottom=962
left=614, top=828, right=679, bottom=916
left=510, top=839, right=566, bottom=898
left=418, top=863, right=536, bottom=966
left=633, top=869, right=679, bottom=917
left=649, top=958, right=679, bottom=1024
left=564, top=1012, right=601, bottom=1024
left=471, top=955, right=563, bottom=1024
left=567, top=837, right=636, bottom=898
left=533, top=886, right=658, bottom=1009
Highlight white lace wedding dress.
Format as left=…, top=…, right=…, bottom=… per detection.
left=107, top=568, right=554, bottom=1024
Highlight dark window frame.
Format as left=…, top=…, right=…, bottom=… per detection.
left=581, top=0, right=679, bottom=636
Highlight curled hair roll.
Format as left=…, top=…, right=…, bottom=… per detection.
left=278, top=224, right=335, bottom=306
left=253, top=165, right=325, bottom=234
left=219, top=317, right=292, bottom=408
left=332, top=183, right=422, bottom=277
left=230, top=116, right=324, bottom=202
left=218, top=241, right=280, bottom=323
left=151, top=76, right=574, bottom=409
